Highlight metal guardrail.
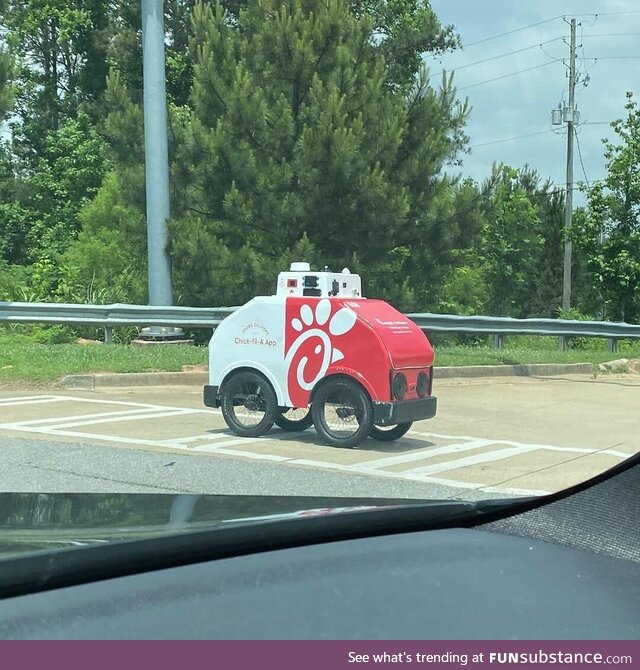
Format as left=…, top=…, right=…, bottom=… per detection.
left=407, top=313, right=640, bottom=338
left=407, top=313, right=640, bottom=352
left=1, top=301, right=639, bottom=351
left=0, top=302, right=236, bottom=328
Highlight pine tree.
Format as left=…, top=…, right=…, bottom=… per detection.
left=167, top=0, right=468, bottom=308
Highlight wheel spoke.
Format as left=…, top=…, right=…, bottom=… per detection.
left=231, top=381, right=266, bottom=427
left=323, top=392, right=362, bottom=437
left=311, top=378, right=373, bottom=448
left=221, top=372, right=276, bottom=438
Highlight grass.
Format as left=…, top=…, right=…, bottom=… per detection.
left=1, top=330, right=639, bottom=386
left=0, top=333, right=208, bottom=385
left=435, top=343, right=640, bottom=367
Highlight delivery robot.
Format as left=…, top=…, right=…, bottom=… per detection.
left=204, top=263, right=437, bottom=448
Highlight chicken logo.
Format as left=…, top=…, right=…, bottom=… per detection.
left=284, top=299, right=357, bottom=405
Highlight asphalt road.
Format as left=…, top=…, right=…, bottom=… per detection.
left=0, top=374, right=638, bottom=500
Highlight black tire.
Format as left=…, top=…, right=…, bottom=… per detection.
left=311, top=377, right=373, bottom=448
left=220, top=371, right=276, bottom=437
left=274, top=407, right=313, bottom=432
left=369, top=422, right=412, bottom=442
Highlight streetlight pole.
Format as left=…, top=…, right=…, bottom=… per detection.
left=137, top=0, right=187, bottom=343
left=142, top=0, right=172, bottom=309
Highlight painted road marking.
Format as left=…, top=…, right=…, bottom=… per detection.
left=356, top=439, right=494, bottom=470
left=281, top=457, right=552, bottom=496
left=410, top=430, right=630, bottom=459
left=50, top=409, right=198, bottom=430
left=0, top=393, right=634, bottom=498
left=405, top=445, right=532, bottom=476
left=0, top=408, right=159, bottom=428
left=0, top=395, right=67, bottom=407
left=46, top=394, right=223, bottom=414
left=190, top=438, right=267, bottom=452
left=166, top=433, right=229, bottom=445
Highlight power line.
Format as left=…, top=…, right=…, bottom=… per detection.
left=585, top=56, right=640, bottom=59
left=462, top=12, right=640, bottom=49
left=469, top=120, right=615, bottom=149
left=457, top=61, right=559, bottom=91
left=539, top=42, right=563, bottom=61
left=574, top=129, right=590, bottom=188
left=463, top=16, right=563, bottom=48
left=583, top=33, right=640, bottom=37
left=427, top=37, right=565, bottom=80
left=579, top=23, right=588, bottom=88
left=471, top=129, right=554, bottom=149
left=583, top=10, right=640, bottom=16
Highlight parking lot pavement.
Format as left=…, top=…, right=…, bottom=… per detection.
left=0, top=374, right=638, bottom=498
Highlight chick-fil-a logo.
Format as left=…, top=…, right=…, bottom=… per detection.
left=284, top=299, right=357, bottom=406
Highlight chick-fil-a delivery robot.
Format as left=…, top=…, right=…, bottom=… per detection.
left=204, top=263, right=437, bottom=448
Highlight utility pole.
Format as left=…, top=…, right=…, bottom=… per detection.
left=562, top=18, right=577, bottom=311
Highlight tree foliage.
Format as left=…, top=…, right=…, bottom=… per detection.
left=0, top=0, right=635, bottom=328
left=0, top=44, right=15, bottom=119
left=162, top=0, right=470, bottom=308
left=573, top=92, right=640, bottom=323
left=0, top=2, right=111, bottom=277
left=1, top=0, right=111, bottom=157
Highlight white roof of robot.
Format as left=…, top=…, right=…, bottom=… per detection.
left=276, top=262, right=363, bottom=299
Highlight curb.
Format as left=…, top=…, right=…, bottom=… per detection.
left=434, top=363, right=594, bottom=379
left=60, top=371, right=209, bottom=390
left=60, top=363, right=594, bottom=389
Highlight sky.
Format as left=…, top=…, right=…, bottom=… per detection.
left=427, top=0, right=640, bottom=204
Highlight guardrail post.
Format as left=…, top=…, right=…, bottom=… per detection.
left=558, top=336, right=568, bottom=351
left=492, top=334, right=504, bottom=349
left=104, top=327, right=113, bottom=345
left=607, top=338, right=617, bottom=353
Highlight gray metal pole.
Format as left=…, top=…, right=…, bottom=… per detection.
left=142, top=0, right=172, bottom=307
left=562, top=18, right=576, bottom=312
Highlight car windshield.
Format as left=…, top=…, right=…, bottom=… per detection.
left=0, top=0, right=638, bottom=554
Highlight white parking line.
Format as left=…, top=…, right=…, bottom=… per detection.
left=0, top=425, right=217, bottom=450
left=411, top=430, right=630, bottom=459
left=0, top=408, right=158, bottom=428
left=52, top=395, right=173, bottom=409
left=0, top=396, right=66, bottom=407
left=0, top=421, right=259, bottom=453
left=54, top=394, right=218, bottom=414
left=50, top=409, right=198, bottom=430
left=194, top=442, right=291, bottom=458
left=285, top=456, right=552, bottom=496
left=357, top=439, right=493, bottom=470
left=490, top=441, right=630, bottom=459
left=167, top=433, right=229, bottom=445
left=405, top=445, right=533, bottom=476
